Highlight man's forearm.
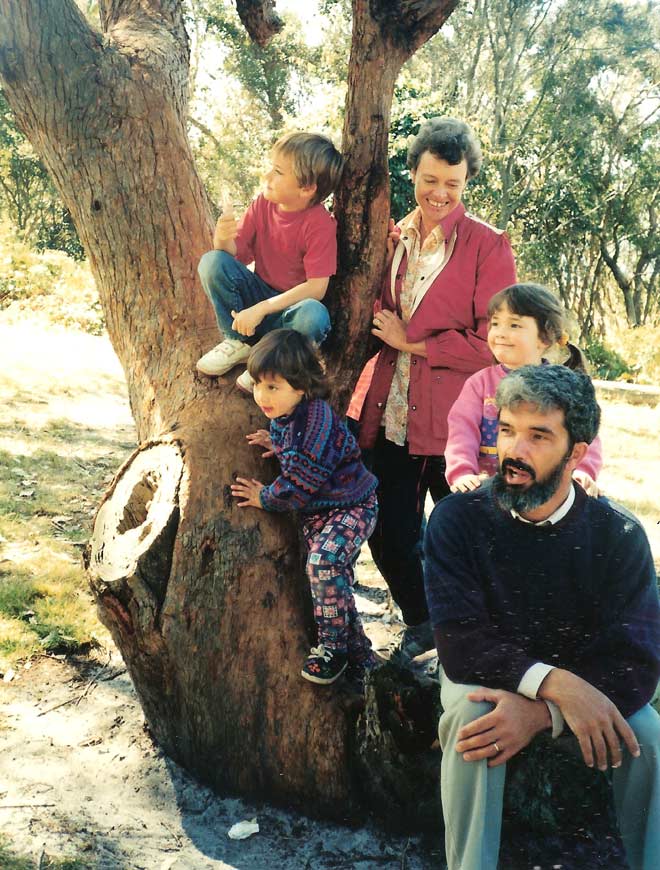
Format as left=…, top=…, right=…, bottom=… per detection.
left=537, top=668, right=581, bottom=706
left=537, top=667, right=640, bottom=769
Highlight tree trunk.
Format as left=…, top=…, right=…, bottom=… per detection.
left=0, top=0, right=456, bottom=815
left=327, top=0, right=460, bottom=409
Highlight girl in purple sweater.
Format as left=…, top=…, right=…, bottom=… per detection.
left=231, top=329, right=378, bottom=687
left=445, top=283, right=602, bottom=492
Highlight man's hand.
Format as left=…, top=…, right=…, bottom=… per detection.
left=232, top=303, right=266, bottom=337
left=451, top=473, right=486, bottom=494
left=372, top=309, right=408, bottom=351
left=455, top=688, right=551, bottom=767
left=231, top=476, right=265, bottom=508
left=538, top=669, right=639, bottom=770
left=246, top=429, right=274, bottom=458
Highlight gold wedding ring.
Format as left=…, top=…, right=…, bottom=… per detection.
left=493, top=741, right=500, bottom=753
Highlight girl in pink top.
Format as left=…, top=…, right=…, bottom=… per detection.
left=445, top=283, right=602, bottom=493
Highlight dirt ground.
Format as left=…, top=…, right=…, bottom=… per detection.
left=2, top=649, right=441, bottom=870
left=1, top=316, right=659, bottom=869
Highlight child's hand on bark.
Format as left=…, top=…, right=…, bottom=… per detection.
left=246, top=429, right=274, bottom=458
left=231, top=477, right=265, bottom=508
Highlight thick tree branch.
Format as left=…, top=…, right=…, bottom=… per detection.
left=99, top=0, right=184, bottom=30
left=0, top=1, right=100, bottom=95
left=371, top=0, right=459, bottom=56
left=235, top=0, right=283, bottom=47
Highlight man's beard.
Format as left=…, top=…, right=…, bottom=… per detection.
left=492, top=454, right=570, bottom=514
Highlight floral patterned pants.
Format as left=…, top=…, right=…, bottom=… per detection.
left=301, top=493, right=378, bottom=667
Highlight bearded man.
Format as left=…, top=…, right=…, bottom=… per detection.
left=424, top=364, right=660, bottom=870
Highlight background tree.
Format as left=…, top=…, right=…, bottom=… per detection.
left=0, top=90, right=83, bottom=258
left=0, top=0, right=458, bottom=815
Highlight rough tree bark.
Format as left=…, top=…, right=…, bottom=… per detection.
left=0, top=0, right=456, bottom=815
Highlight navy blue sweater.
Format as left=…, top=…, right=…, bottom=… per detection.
left=424, top=482, right=660, bottom=718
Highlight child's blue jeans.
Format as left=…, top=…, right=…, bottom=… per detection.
left=198, top=250, right=331, bottom=345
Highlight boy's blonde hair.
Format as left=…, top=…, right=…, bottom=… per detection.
left=273, top=132, right=344, bottom=205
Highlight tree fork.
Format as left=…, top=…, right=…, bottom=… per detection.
left=0, top=0, right=458, bottom=816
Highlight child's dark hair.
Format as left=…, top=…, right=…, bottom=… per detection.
left=488, top=283, right=589, bottom=372
left=488, top=283, right=565, bottom=345
left=247, top=329, right=330, bottom=399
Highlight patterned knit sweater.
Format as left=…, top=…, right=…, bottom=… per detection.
left=259, top=398, right=378, bottom=514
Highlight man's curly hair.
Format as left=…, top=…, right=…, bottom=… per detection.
left=496, top=364, right=600, bottom=447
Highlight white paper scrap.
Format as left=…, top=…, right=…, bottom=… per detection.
left=227, top=818, right=259, bottom=840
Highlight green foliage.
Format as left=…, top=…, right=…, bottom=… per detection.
left=0, top=572, right=40, bottom=618
left=0, top=222, right=102, bottom=333
left=585, top=339, right=635, bottom=380
left=0, top=90, right=83, bottom=259
left=395, top=0, right=660, bottom=335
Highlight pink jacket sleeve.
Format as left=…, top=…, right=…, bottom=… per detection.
left=577, top=434, right=603, bottom=480
left=445, top=372, right=487, bottom=485
left=425, top=233, right=516, bottom=372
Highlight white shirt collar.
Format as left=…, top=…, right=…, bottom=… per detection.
left=511, top=484, right=575, bottom=526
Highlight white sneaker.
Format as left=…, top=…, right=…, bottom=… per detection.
left=196, top=338, right=251, bottom=376
left=236, top=369, right=255, bottom=394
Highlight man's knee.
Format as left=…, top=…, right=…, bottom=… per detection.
left=439, top=684, right=494, bottom=749
left=628, top=704, right=660, bottom=751
left=283, top=299, right=330, bottom=343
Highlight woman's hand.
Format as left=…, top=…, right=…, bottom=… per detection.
left=246, top=429, right=274, bottom=458
left=372, top=309, right=408, bottom=351
left=231, top=477, right=265, bottom=508
left=385, top=217, right=402, bottom=263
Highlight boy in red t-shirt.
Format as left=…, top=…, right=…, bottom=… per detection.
left=197, top=132, right=344, bottom=391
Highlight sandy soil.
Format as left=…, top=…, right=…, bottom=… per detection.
left=2, top=649, right=440, bottom=870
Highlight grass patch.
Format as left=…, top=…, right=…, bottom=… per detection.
left=0, top=836, right=90, bottom=869
left=0, top=393, right=133, bottom=671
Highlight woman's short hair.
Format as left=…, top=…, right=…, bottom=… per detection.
left=407, top=117, right=482, bottom=178
left=247, top=329, right=329, bottom=399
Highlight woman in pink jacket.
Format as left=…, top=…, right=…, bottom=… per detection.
left=352, top=118, right=517, bottom=662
